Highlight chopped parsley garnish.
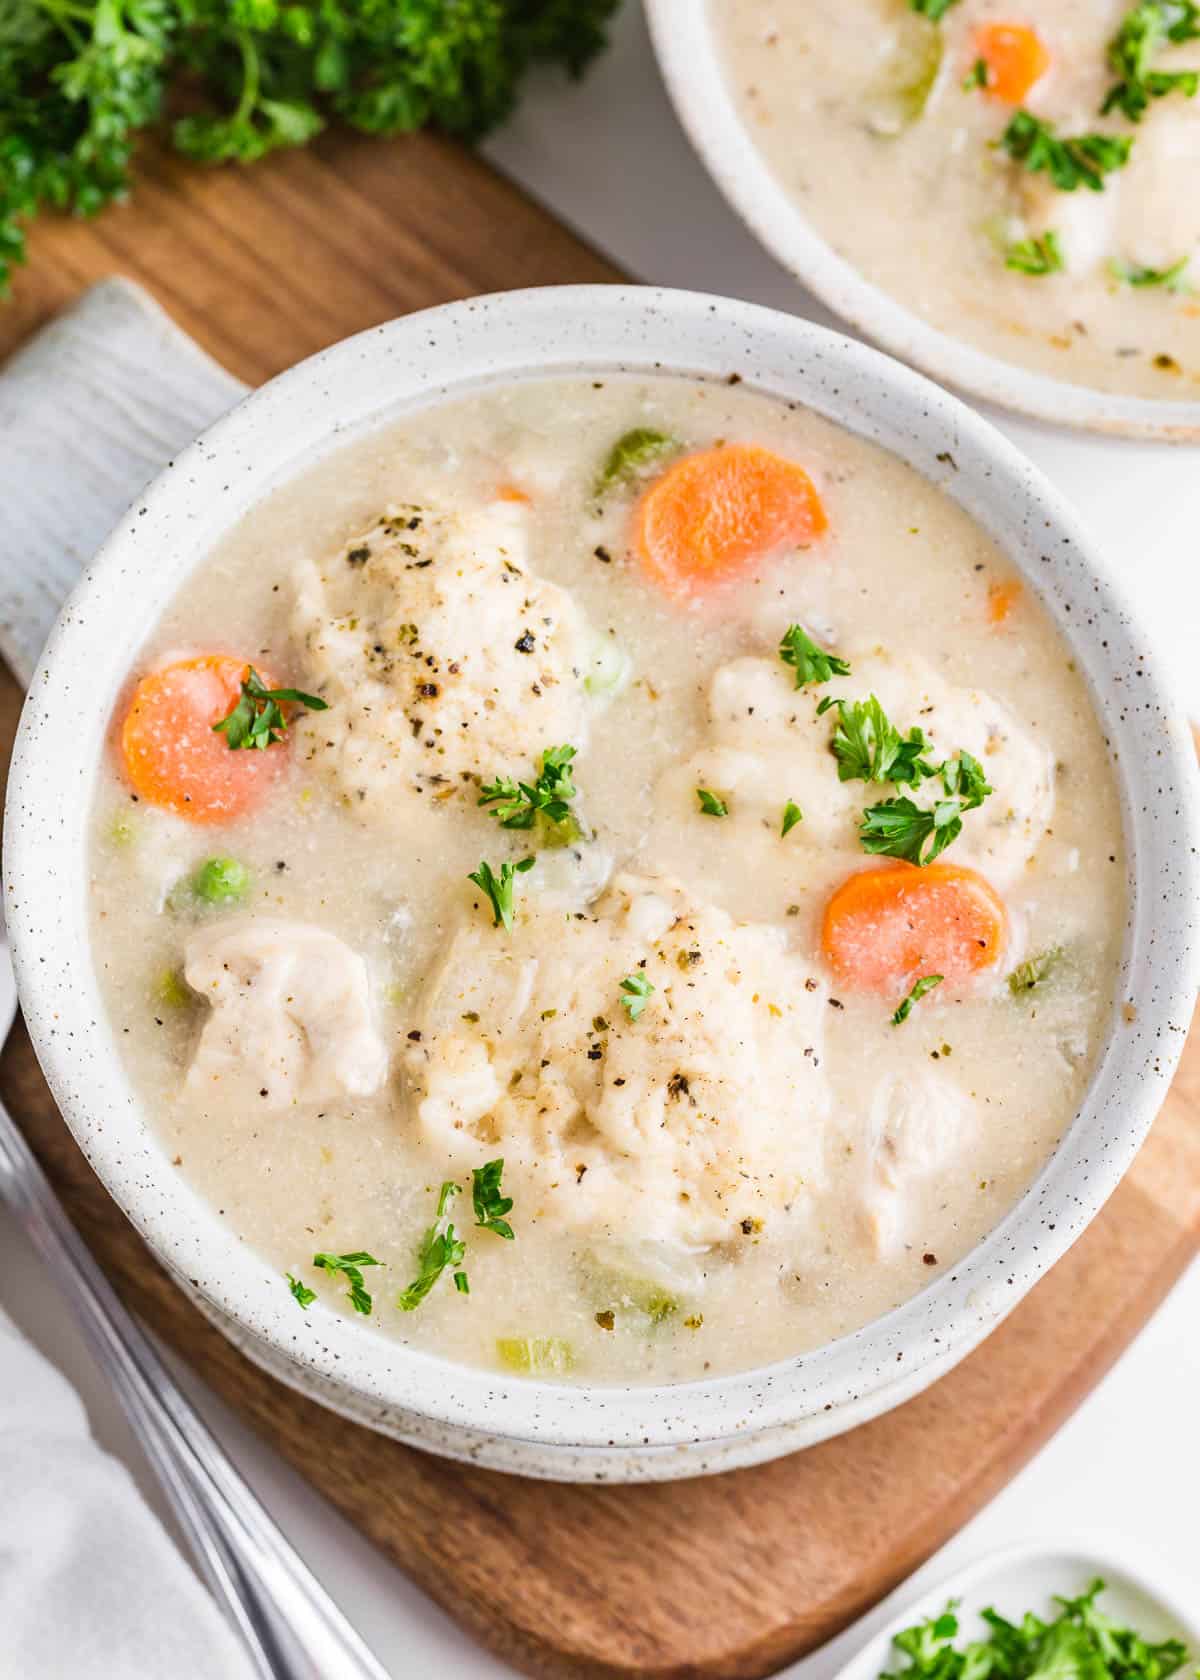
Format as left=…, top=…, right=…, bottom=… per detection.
left=816, top=693, right=992, bottom=863
left=963, top=57, right=990, bottom=90
left=312, top=1250, right=381, bottom=1316
left=593, top=428, right=679, bottom=497
left=286, top=1273, right=316, bottom=1309
left=909, top=0, right=960, bottom=18
left=861, top=752, right=993, bottom=865
left=999, top=111, right=1133, bottom=192
left=880, top=1579, right=1189, bottom=1680
left=619, top=973, right=655, bottom=1021
left=696, top=788, right=729, bottom=817
left=397, top=1182, right=468, bottom=1310
left=781, top=800, right=804, bottom=837
left=779, top=623, right=851, bottom=688
left=1008, top=946, right=1063, bottom=995
left=817, top=694, right=933, bottom=787
left=1109, top=254, right=1192, bottom=289
left=213, top=665, right=328, bottom=750
left=478, top=745, right=581, bottom=841
left=1006, top=231, right=1065, bottom=276
left=1103, top=1, right=1200, bottom=122
left=472, top=1158, right=515, bottom=1240
left=892, top=974, right=944, bottom=1025
left=468, top=855, right=535, bottom=931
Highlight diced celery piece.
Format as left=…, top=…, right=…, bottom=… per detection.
left=593, top=1268, right=679, bottom=1325
left=496, top=1336, right=575, bottom=1376
left=154, top=968, right=192, bottom=1010
left=534, top=808, right=585, bottom=850
left=593, top=428, right=678, bottom=498
left=866, top=16, right=943, bottom=137
left=108, top=814, right=136, bottom=848
left=584, top=634, right=631, bottom=699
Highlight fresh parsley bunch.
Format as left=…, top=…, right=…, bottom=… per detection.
left=0, top=0, right=620, bottom=290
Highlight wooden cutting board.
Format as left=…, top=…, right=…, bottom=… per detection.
left=1, top=127, right=1198, bottom=1680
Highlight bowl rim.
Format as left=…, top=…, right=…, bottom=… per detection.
left=643, top=0, right=1200, bottom=443
left=6, top=284, right=1198, bottom=1474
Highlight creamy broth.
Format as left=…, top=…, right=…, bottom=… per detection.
left=714, top=0, right=1200, bottom=400
left=88, top=375, right=1125, bottom=1384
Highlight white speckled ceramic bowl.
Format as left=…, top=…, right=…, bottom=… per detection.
left=5, top=288, right=1198, bottom=1481
left=645, top=2, right=1200, bottom=442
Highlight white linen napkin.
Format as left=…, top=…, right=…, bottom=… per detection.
left=0, top=282, right=252, bottom=1679
left=0, top=1307, right=257, bottom=1680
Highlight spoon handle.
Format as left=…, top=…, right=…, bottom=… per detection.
left=0, top=1100, right=391, bottom=1680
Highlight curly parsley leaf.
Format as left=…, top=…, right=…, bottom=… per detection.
left=619, top=972, right=655, bottom=1021
left=468, top=855, right=535, bottom=931
left=817, top=694, right=934, bottom=787
left=593, top=428, right=679, bottom=497
left=779, top=623, right=851, bottom=688
left=881, top=1579, right=1189, bottom=1680
left=397, top=1182, right=468, bottom=1310
left=1109, top=254, right=1193, bottom=289
left=1007, top=231, right=1066, bottom=276
left=312, top=1250, right=381, bottom=1316
left=472, top=1158, right=515, bottom=1240
left=696, top=788, right=729, bottom=817
left=479, top=745, right=581, bottom=841
left=891, top=973, right=943, bottom=1025
left=0, top=0, right=620, bottom=294
left=1000, top=111, right=1133, bottom=192
left=286, top=1272, right=316, bottom=1309
left=1103, top=1, right=1200, bottom=122
left=213, top=665, right=327, bottom=751
left=860, top=751, right=992, bottom=865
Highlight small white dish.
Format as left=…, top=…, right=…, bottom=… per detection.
left=826, top=1538, right=1198, bottom=1680
left=645, top=1, right=1200, bottom=442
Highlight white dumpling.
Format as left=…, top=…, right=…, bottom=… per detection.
left=291, top=500, right=594, bottom=825
left=184, top=919, right=387, bottom=1113
left=859, top=1069, right=978, bottom=1258
left=403, top=872, right=832, bottom=1246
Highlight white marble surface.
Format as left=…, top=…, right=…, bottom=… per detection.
left=2, top=3, right=1197, bottom=1674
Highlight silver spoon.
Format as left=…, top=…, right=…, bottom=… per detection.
left=0, top=927, right=392, bottom=1680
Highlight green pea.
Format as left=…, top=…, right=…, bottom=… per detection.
left=192, top=857, right=250, bottom=905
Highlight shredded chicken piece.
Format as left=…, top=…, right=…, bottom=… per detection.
left=184, top=919, right=387, bottom=1112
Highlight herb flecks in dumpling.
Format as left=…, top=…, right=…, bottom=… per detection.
left=291, top=501, right=595, bottom=824
left=403, top=873, right=832, bottom=1247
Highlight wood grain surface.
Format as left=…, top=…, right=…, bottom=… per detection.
left=1, top=127, right=1197, bottom=1680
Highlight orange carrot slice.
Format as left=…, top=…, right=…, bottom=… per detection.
left=821, top=862, right=1007, bottom=991
left=634, top=442, right=828, bottom=597
left=496, top=483, right=533, bottom=504
left=987, top=578, right=1023, bottom=625
left=974, top=23, right=1051, bottom=103
left=120, top=655, right=285, bottom=823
